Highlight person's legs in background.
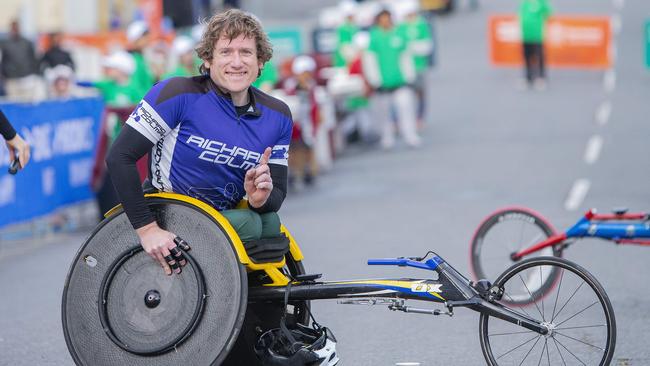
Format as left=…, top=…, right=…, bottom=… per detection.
left=534, top=42, right=547, bottom=90
left=288, top=141, right=308, bottom=191
left=414, top=75, right=426, bottom=130
left=393, top=86, right=421, bottom=148
left=522, top=42, right=535, bottom=87
left=371, top=91, right=395, bottom=149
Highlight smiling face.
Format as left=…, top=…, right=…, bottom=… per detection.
left=204, top=34, right=262, bottom=106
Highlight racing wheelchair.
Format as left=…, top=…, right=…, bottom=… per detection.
left=470, top=206, right=650, bottom=307
left=62, top=193, right=616, bottom=365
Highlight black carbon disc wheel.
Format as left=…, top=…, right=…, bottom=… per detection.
left=98, top=245, right=206, bottom=355
left=62, top=198, right=247, bottom=366
left=470, top=208, right=562, bottom=304
left=479, top=257, right=616, bottom=366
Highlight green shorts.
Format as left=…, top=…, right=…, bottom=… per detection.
left=220, top=209, right=281, bottom=243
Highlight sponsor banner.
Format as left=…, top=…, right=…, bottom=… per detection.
left=489, top=15, right=612, bottom=69
left=0, top=97, right=104, bottom=227
left=267, top=27, right=303, bottom=63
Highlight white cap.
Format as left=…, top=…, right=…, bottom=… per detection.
left=102, top=50, right=136, bottom=75
left=402, top=0, right=420, bottom=15
left=339, top=0, right=358, bottom=17
left=44, top=64, right=74, bottom=83
left=392, top=0, right=420, bottom=22
left=352, top=31, right=370, bottom=50
left=291, top=55, right=316, bottom=75
left=173, top=36, right=195, bottom=55
left=126, top=20, right=149, bottom=42
left=191, top=23, right=206, bottom=42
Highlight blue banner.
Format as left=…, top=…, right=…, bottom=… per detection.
left=0, top=97, right=104, bottom=227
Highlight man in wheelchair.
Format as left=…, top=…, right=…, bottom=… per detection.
left=106, top=9, right=292, bottom=277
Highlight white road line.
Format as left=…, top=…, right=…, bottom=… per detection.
left=603, top=69, right=616, bottom=93
left=584, top=135, right=603, bottom=164
left=613, top=0, right=624, bottom=10
left=565, top=179, right=591, bottom=211
left=595, top=101, right=612, bottom=125
left=612, top=13, right=622, bottom=35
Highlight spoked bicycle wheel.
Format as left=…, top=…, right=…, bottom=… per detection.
left=470, top=208, right=562, bottom=299
left=479, top=257, right=616, bottom=366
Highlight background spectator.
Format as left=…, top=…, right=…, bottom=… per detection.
left=162, top=36, right=197, bottom=79
left=88, top=50, right=140, bottom=108
left=125, top=20, right=155, bottom=98
left=363, top=9, right=420, bottom=149
left=285, top=55, right=320, bottom=191
left=519, top=0, right=552, bottom=90
left=44, top=64, right=76, bottom=99
left=332, top=1, right=359, bottom=68
left=398, top=2, right=434, bottom=128
left=0, top=20, right=41, bottom=101
left=39, top=32, right=75, bottom=74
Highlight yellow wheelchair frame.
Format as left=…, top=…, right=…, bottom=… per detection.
left=104, top=192, right=302, bottom=286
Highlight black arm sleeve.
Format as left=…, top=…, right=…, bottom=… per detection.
left=249, top=163, right=288, bottom=214
left=105, top=124, right=156, bottom=229
left=0, top=110, right=17, bottom=141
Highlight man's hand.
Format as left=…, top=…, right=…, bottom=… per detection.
left=6, top=133, right=30, bottom=169
left=136, top=222, right=191, bottom=275
left=245, top=147, right=273, bottom=208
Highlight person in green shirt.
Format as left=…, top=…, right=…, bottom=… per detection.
left=331, top=1, right=375, bottom=145
left=81, top=50, right=142, bottom=220
left=81, top=50, right=141, bottom=143
left=162, top=36, right=197, bottom=80
left=397, top=3, right=433, bottom=126
left=94, top=51, right=142, bottom=109
left=364, top=8, right=420, bottom=149
left=126, top=21, right=155, bottom=99
left=519, top=0, right=552, bottom=89
left=332, top=1, right=359, bottom=68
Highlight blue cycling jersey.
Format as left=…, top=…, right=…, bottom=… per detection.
left=125, top=75, right=292, bottom=211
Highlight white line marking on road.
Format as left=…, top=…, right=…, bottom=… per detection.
left=595, top=101, right=612, bottom=125
left=611, top=14, right=622, bottom=34
left=603, top=69, right=616, bottom=93
left=584, top=135, right=603, bottom=165
left=613, top=0, right=624, bottom=10
left=565, top=179, right=591, bottom=211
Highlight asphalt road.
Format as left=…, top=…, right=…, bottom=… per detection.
left=1, top=0, right=649, bottom=365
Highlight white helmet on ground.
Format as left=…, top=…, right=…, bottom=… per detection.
left=254, top=323, right=339, bottom=366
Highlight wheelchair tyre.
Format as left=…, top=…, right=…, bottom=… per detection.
left=470, top=207, right=562, bottom=304
left=62, top=198, right=247, bottom=366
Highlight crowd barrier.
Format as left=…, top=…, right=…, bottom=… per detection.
left=0, top=97, right=104, bottom=228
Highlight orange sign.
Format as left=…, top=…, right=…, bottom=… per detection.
left=489, top=15, right=612, bottom=69
left=39, top=31, right=175, bottom=55
left=139, top=0, right=163, bottom=40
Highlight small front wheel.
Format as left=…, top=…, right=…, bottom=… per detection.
left=470, top=207, right=561, bottom=299
left=479, top=257, right=616, bottom=366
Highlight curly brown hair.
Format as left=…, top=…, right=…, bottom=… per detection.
left=195, top=9, right=273, bottom=74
